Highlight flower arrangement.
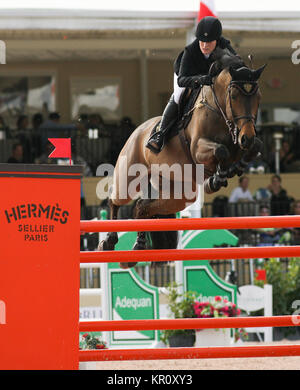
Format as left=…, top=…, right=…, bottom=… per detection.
left=193, top=296, right=248, bottom=342
left=79, top=332, right=108, bottom=350
left=193, top=296, right=241, bottom=319
left=160, top=284, right=248, bottom=345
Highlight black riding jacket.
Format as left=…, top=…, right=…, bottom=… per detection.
left=174, top=37, right=237, bottom=89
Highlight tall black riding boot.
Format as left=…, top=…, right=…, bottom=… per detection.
left=146, top=95, right=178, bottom=154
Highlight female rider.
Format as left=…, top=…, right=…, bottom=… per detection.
left=146, top=16, right=238, bottom=154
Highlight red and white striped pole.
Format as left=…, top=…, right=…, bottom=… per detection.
left=197, top=0, right=216, bottom=21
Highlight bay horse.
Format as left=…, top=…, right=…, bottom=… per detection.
left=99, top=49, right=266, bottom=268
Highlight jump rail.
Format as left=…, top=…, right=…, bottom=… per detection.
left=79, top=345, right=300, bottom=361
left=80, top=246, right=300, bottom=263
left=79, top=315, right=300, bottom=332
left=80, top=215, right=300, bottom=233
left=79, top=215, right=300, bottom=363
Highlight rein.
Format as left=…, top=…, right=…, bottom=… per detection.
left=189, top=79, right=258, bottom=144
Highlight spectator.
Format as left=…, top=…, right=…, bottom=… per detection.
left=31, top=113, right=44, bottom=160
left=87, top=114, right=109, bottom=137
left=88, top=114, right=105, bottom=129
left=39, top=112, right=62, bottom=134
left=247, top=154, right=270, bottom=174
left=32, top=113, right=44, bottom=131
left=7, top=143, right=24, bottom=163
left=72, top=152, right=93, bottom=177
left=34, top=141, right=55, bottom=164
left=0, top=115, right=9, bottom=138
left=39, top=112, right=77, bottom=148
left=229, top=176, right=253, bottom=203
left=255, top=205, right=281, bottom=245
left=279, top=140, right=295, bottom=172
left=15, top=115, right=31, bottom=163
left=253, top=186, right=272, bottom=203
left=17, top=115, right=29, bottom=132
left=229, top=176, right=254, bottom=216
left=268, top=174, right=292, bottom=215
left=119, top=116, right=135, bottom=145
left=77, top=113, right=89, bottom=136
left=269, top=139, right=295, bottom=173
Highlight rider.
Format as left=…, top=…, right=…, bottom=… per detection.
left=146, top=16, right=238, bottom=154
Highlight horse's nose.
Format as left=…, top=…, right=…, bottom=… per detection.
left=241, top=134, right=254, bottom=149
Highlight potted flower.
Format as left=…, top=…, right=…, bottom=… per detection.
left=79, top=332, right=108, bottom=350
left=160, top=283, right=197, bottom=347
left=193, top=296, right=247, bottom=347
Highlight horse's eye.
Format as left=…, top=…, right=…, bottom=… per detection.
left=231, top=93, right=238, bottom=100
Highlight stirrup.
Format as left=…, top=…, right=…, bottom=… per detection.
left=146, top=140, right=162, bottom=154
left=146, top=131, right=164, bottom=154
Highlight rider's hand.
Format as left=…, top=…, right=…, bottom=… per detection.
left=193, top=75, right=212, bottom=88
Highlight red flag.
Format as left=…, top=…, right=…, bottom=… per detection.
left=255, top=269, right=267, bottom=282
left=48, top=138, right=71, bottom=165
left=197, top=0, right=216, bottom=22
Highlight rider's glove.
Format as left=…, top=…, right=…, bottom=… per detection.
left=193, top=75, right=212, bottom=88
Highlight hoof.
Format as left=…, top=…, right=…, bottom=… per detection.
left=222, top=179, right=228, bottom=188
left=133, top=240, right=147, bottom=251
left=119, top=262, right=138, bottom=269
left=98, top=239, right=114, bottom=251
left=97, top=240, right=107, bottom=251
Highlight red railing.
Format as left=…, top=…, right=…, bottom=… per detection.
left=79, top=315, right=300, bottom=332
left=80, top=215, right=300, bottom=233
left=79, top=345, right=300, bottom=361
left=80, top=246, right=300, bottom=264
left=79, top=215, right=300, bottom=362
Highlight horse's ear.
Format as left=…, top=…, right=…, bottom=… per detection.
left=253, top=64, right=267, bottom=80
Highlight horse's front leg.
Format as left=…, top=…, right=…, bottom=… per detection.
left=195, top=140, right=230, bottom=194
left=227, top=137, right=263, bottom=178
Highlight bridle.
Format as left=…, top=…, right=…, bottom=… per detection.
left=200, top=79, right=259, bottom=144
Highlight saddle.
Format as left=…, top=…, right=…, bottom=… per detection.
left=149, top=88, right=202, bottom=142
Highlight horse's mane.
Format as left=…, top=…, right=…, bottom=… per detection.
left=210, top=47, right=246, bottom=75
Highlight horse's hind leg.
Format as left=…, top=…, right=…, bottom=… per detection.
left=98, top=199, right=119, bottom=251
left=149, top=213, right=178, bottom=268
left=119, top=198, right=152, bottom=269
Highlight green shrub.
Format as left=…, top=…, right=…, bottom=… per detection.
left=160, top=282, right=197, bottom=344
left=261, top=258, right=300, bottom=316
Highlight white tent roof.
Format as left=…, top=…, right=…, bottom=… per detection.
left=0, top=2, right=299, bottom=32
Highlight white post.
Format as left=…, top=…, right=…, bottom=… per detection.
left=264, top=284, right=273, bottom=342
left=175, top=229, right=184, bottom=296
left=273, top=132, right=283, bottom=175
left=249, top=258, right=254, bottom=285
left=181, top=184, right=202, bottom=218
left=99, top=230, right=110, bottom=346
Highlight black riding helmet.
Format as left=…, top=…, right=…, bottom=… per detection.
left=195, top=16, right=222, bottom=42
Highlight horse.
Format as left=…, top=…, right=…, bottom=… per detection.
left=99, top=49, right=266, bottom=268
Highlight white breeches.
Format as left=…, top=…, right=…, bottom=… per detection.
left=173, top=73, right=185, bottom=104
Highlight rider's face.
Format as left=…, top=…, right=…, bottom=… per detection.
left=199, top=40, right=217, bottom=56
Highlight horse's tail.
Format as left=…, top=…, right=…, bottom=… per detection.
left=147, top=214, right=179, bottom=267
